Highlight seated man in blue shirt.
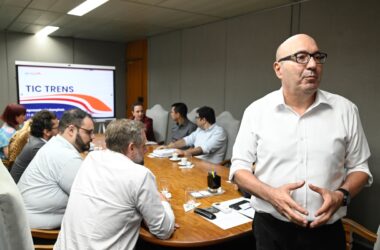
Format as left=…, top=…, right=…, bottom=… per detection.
left=163, top=106, right=227, bottom=164
left=18, top=109, right=94, bottom=229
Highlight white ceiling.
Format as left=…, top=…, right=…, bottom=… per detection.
left=0, top=0, right=302, bottom=43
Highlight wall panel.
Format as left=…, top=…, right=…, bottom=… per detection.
left=148, top=31, right=182, bottom=109
left=181, top=21, right=227, bottom=115
left=300, top=0, right=380, bottom=231
left=225, top=6, right=292, bottom=118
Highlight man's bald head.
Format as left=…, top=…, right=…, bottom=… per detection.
left=273, top=34, right=324, bottom=98
left=276, top=34, right=319, bottom=61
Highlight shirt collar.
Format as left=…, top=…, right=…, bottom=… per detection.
left=204, top=123, right=215, bottom=131
left=177, top=119, right=189, bottom=127
left=273, top=88, right=331, bottom=111
left=310, top=89, right=331, bottom=109
left=273, top=88, right=286, bottom=108
left=56, top=134, right=81, bottom=154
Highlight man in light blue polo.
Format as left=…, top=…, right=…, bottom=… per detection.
left=163, top=106, right=227, bottom=164
left=18, top=109, right=94, bottom=229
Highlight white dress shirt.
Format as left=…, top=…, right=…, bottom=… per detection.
left=183, top=124, right=227, bottom=164
left=229, top=88, right=372, bottom=223
left=54, top=149, right=175, bottom=250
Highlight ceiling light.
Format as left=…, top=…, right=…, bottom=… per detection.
left=36, top=26, right=59, bottom=37
left=68, top=0, right=109, bottom=16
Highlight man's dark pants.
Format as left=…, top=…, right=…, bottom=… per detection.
left=253, top=212, right=345, bottom=250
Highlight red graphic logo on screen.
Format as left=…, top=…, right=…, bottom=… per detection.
left=20, top=93, right=111, bottom=114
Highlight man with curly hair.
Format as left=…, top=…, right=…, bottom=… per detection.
left=10, top=110, right=59, bottom=183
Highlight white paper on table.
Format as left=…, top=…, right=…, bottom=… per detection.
left=215, top=197, right=255, bottom=219
left=213, top=197, right=250, bottom=209
left=189, top=188, right=225, bottom=199
left=224, top=198, right=255, bottom=219
left=200, top=209, right=251, bottom=230
left=152, top=148, right=176, bottom=157
left=196, top=197, right=254, bottom=229
left=238, top=208, right=255, bottom=219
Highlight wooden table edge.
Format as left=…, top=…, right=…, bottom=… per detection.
left=139, top=223, right=252, bottom=247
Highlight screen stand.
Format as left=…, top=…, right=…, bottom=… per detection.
left=97, top=122, right=106, bottom=134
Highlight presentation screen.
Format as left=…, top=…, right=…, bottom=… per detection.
left=16, top=61, right=115, bottom=120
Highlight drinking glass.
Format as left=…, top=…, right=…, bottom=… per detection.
left=185, top=188, right=197, bottom=209
left=160, top=179, right=170, bottom=195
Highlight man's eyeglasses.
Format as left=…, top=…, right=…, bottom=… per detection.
left=277, top=51, right=328, bottom=64
left=76, top=126, right=94, bottom=136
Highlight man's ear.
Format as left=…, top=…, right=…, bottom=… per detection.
left=273, top=61, right=282, bottom=79
left=128, top=142, right=134, bottom=152
left=125, top=143, right=134, bottom=158
left=66, top=124, right=76, bottom=136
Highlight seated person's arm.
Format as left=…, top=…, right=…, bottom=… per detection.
left=2, top=146, right=9, bottom=158
left=168, top=139, right=186, bottom=149
left=157, top=139, right=187, bottom=150
left=137, top=173, right=175, bottom=239
left=0, top=129, right=11, bottom=158
left=169, top=139, right=203, bottom=157
left=58, top=157, right=83, bottom=194
left=199, top=128, right=227, bottom=155
left=182, top=146, right=203, bottom=157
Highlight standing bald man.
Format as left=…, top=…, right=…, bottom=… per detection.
left=229, top=34, right=372, bottom=250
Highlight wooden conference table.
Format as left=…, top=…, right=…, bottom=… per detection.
left=138, top=146, right=252, bottom=247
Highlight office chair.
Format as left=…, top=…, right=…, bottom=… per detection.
left=146, top=104, right=169, bottom=144
left=342, top=217, right=378, bottom=250
left=216, top=111, right=240, bottom=167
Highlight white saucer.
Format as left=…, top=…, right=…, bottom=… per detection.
left=169, top=157, right=180, bottom=162
left=179, top=164, right=194, bottom=169
left=178, top=162, right=192, bottom=166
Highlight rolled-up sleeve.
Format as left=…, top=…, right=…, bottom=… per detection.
left=345, top=105, right=372, bottom=185
left=183, top=129, right=199, bottom=147
left=200, top=127, right=226, bottom=154
left=137, top=172, right=175, bottom=239
left=229, top=108, right=257, bottom=182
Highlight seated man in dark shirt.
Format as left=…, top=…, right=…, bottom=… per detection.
left=170, top=102, right=197, bottom=143
left=10, top=110, right=59, bottom=183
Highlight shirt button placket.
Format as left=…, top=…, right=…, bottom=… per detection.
left=297, top=118, right=307, bottom=207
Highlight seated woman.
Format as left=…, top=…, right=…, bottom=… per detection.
left=0, top=104, right=26, bottom=162
left=130, top=101, right=156, bottom=142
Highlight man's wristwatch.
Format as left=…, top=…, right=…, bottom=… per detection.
left=336, top=188, right=351, bottom=206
